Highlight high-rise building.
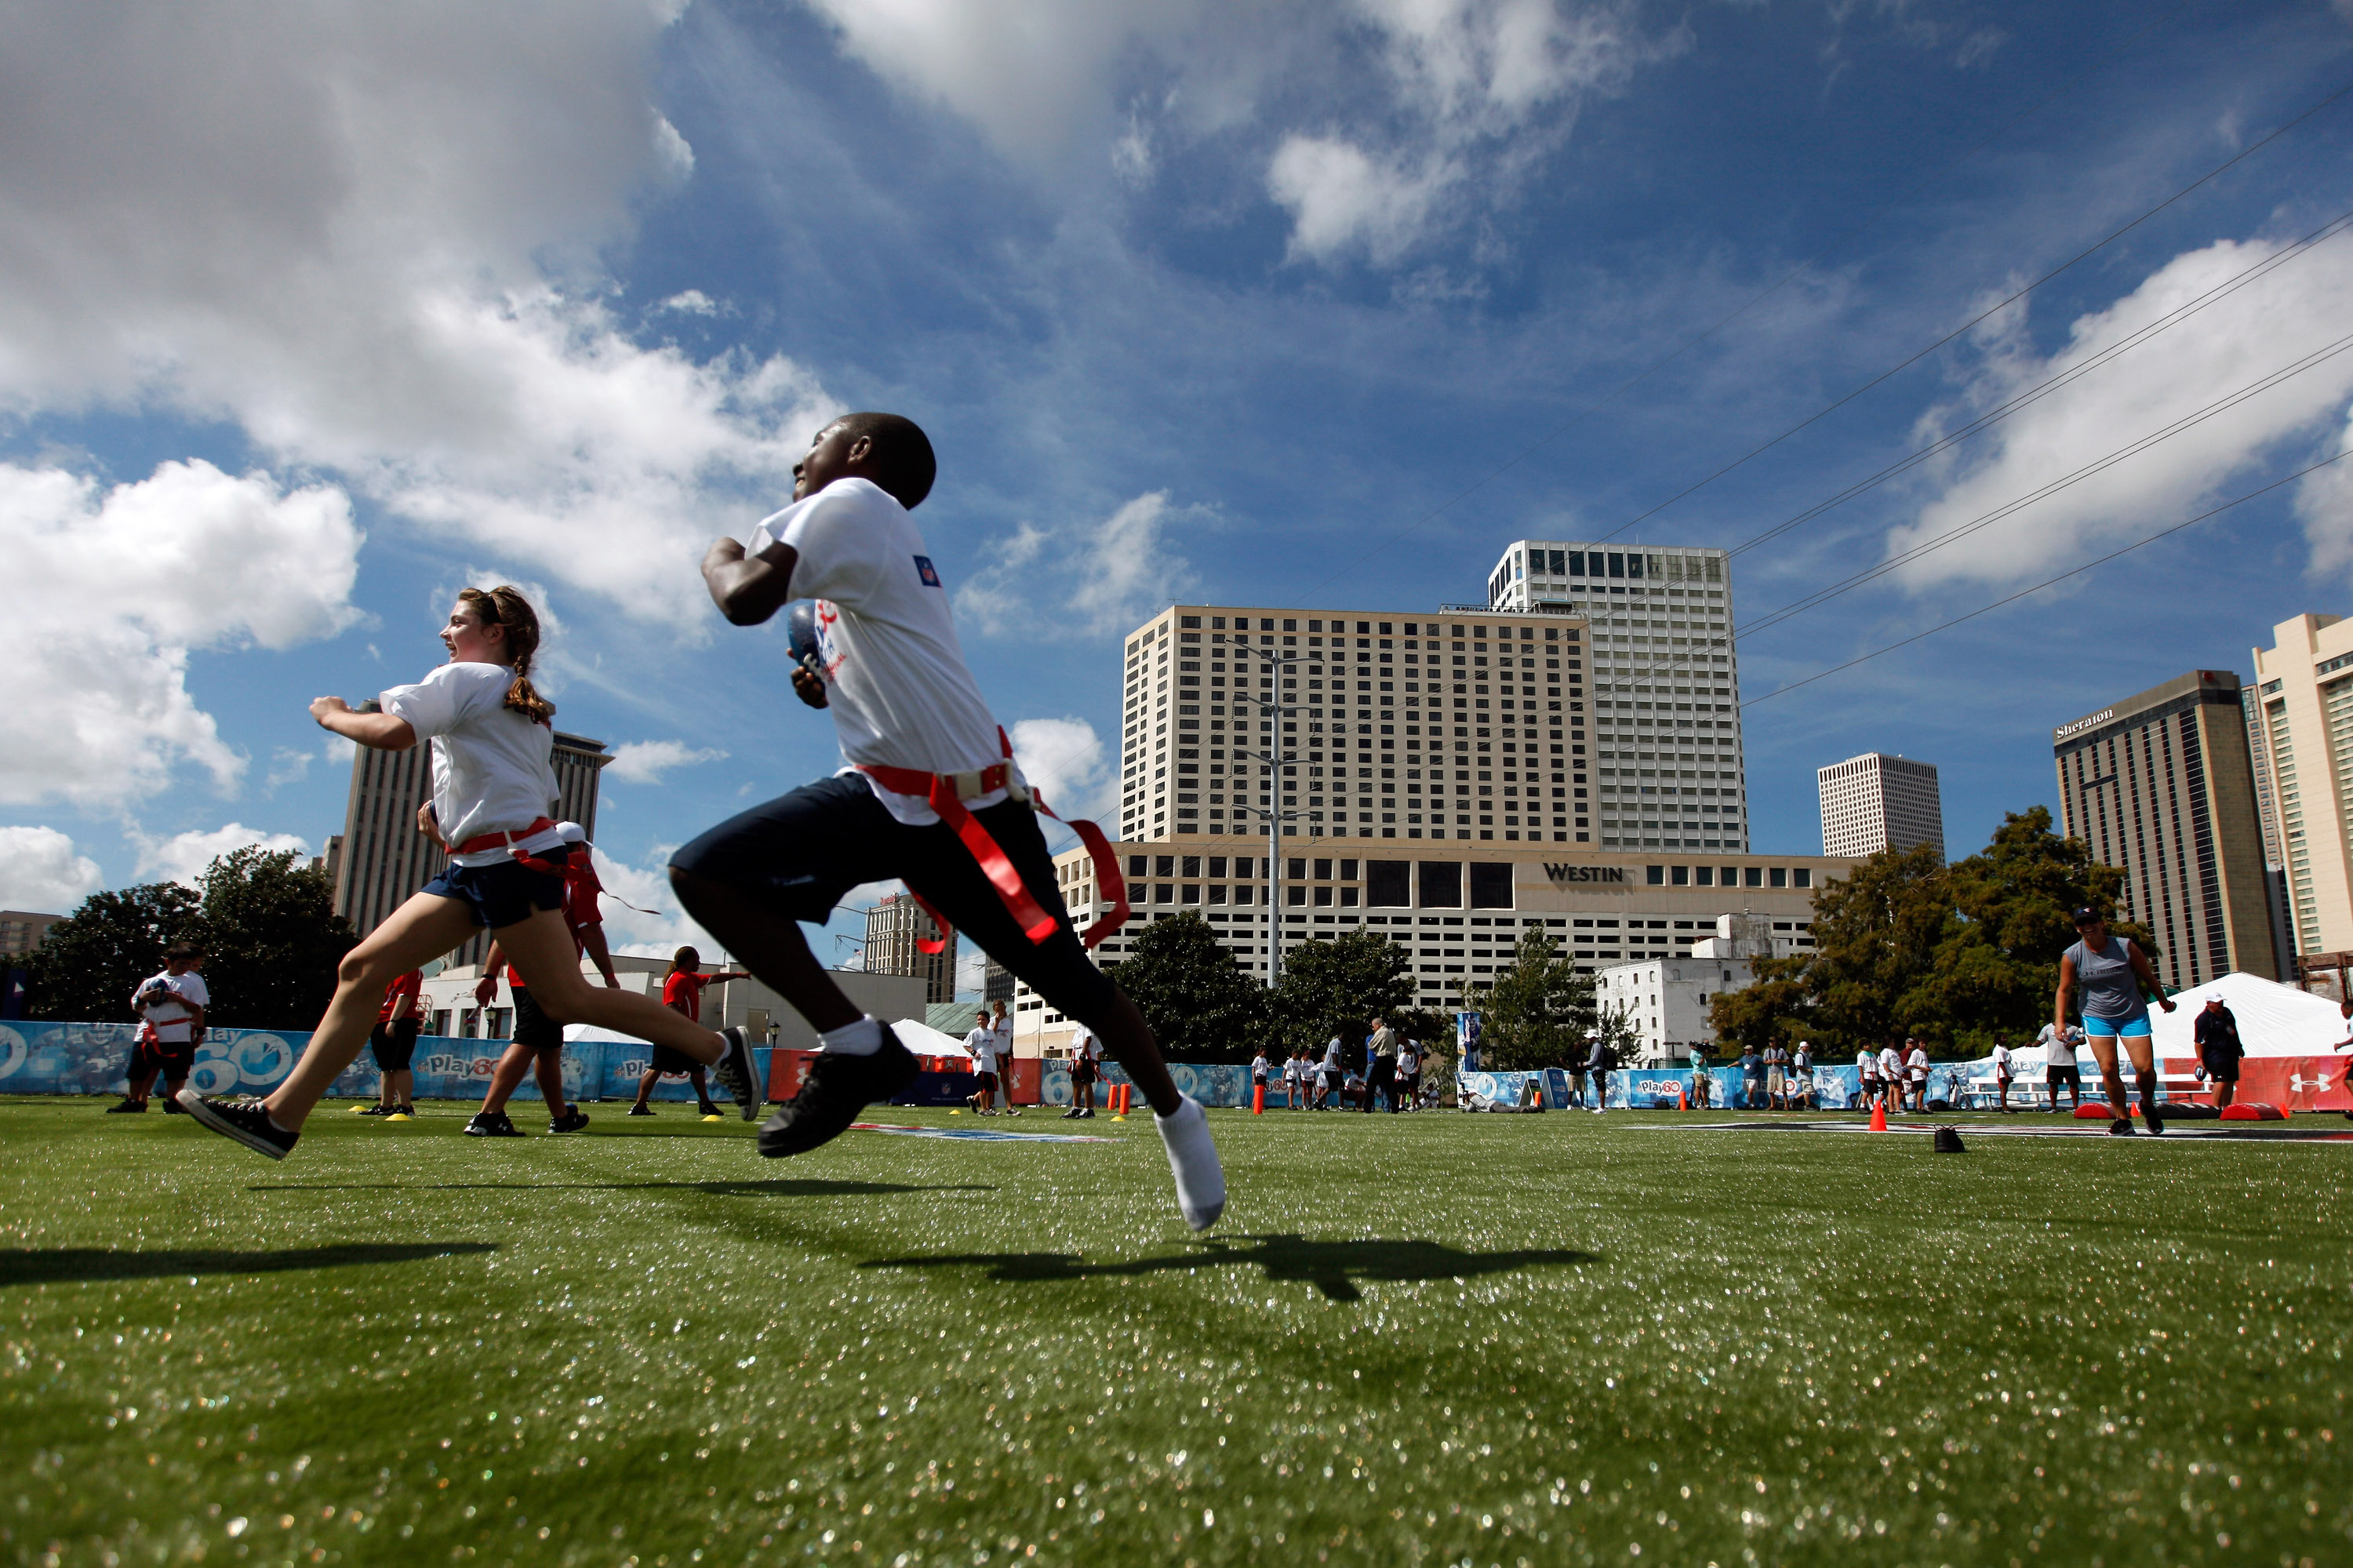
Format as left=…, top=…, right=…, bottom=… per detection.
left=982, top=956, right=1014, bottom=1004
left=1817, top=752, right=1945, bottom=860
left=333, top=729, right=609, bottom=954
left=863, top=891, right=957, bottom=1004
left=2240, top=684, right=2300, bottom=978
left=0, top=911, right=64, bottom=959
left=2053, top=670, right=2276, bottom=991
left=1483, top=540, right=1747, bottom=850
left=2249, top=617, right=2353, bottom=975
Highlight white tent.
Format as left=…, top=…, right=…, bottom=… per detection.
left=890, top=1018, right=975, bottom=1061
left=2146, top=971, right=2350, bottom=1058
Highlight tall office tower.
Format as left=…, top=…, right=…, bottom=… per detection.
left=1483, top=541, right=1747, bottom=850
left=2241, top=683, right=2300, bottom=977
left=2250, top=616, right=2353, bottom=977
left=1117, top=605, right=1594, bottom=847
left=1817, top=752, right=1945, bottom=860
left=333, top=730, right=610, bottom=948
left=2053, top=670, right=2277, bottom=991
left=863, top=891, right=958, bottom=1003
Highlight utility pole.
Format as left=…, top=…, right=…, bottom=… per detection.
left=1214, top=630, right=1302, bottom=988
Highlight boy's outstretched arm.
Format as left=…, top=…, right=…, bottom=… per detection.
left=702, top=538, right=798, bottom=627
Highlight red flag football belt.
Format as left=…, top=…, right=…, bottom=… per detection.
left=856, top=730, right=1129, bottom=956
left=449, top=818, right=568, bottom=875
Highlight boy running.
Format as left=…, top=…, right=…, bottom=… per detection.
left=966, top=1010, right=1000, bottom=1114
left=629, top=947, right=749, bottom=1119
left=362, top=969, right=422, bottom=1119
left=671, top=413, right=1223, bottom=1228
left=180, top=588, right=762, bottom=1159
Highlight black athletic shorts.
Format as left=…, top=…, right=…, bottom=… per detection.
left=511, top=986, right=562, bottom=1050
left=671, top=773, right=1118, bottom=1031
left=149, top=1036, right=195, bottom=1076
left=2200, top=1051, right=2242, bottom=1084
left=2048, top=1064, right=2082, bottom=1083
left=369, top=1019, right=419, bottom=1072
left=649, top=1044, right=701, bottom=1075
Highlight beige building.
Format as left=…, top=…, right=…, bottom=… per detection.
left=1006, top=841, right=1842, bottom=1056
left=1482, top=540, right=1747, bottom=849
left=0, top=910, right=64, bottom=959
left=2053, top=669, right=2276, bottom=991
left=2250, top=617, right=2353, bottom=974
left=862, top=890, right=958, bottom=1004
left=1817, top=751, right=1944, bottom=860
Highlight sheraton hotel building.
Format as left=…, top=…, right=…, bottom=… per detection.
left=1003, top=545, right=1849, bottom=1046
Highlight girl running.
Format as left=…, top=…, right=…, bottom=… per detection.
left=180, top=587, right=759, bottom=1159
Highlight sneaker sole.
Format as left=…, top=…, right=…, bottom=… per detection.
left=720, top=1028, right=763, bottom=1121
left=176, top=1090, right=291, bottom=1161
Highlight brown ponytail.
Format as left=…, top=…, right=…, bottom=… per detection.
left=458, top=585, right=556, bottom=726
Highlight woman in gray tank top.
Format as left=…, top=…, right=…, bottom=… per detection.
left=2054, top=906, right=2177, bottom=1135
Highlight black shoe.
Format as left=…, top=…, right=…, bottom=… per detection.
left=2142, top=1103, right=2164, bottom=1136
left=356, top=1103, right=393, bottom=1118
left=1061, top=1108, right=1081, bottom=1119
left=464, top=1110, right=523, bottom=1138
left=757, top=1029, right=918, bottom=1158
left=104, top=1098, right=145, bottom=1114
left=177, top=1091, right=297, bottom=1160
left=161, top=1095, right=187, bottom=1115
left=2107, top=1116, right=2136, bottom=1135
left=1078, top=1108, right=1095, bottom=1119
left=712, top=1026, right=762, bottom=1119
left=549, top=1108, right=590, bottom=1134
left=627, top=1104, right=656, bottom=1117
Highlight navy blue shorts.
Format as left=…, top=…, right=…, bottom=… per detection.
left=671, top=773, right=1118, bottom=1030
left=423, top=843, right=573, bottom=930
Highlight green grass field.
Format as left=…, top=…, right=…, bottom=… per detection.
left=5, top=1097, right=2348, bottom=1567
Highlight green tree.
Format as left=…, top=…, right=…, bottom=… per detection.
left=1454, top=928, right=1595, bottom=1069
left=195, top=846, right=356, bottom=1028
left=1706, top=955, right=1812, bottom=1055
left=1269, top=929, right=1417, bottom=1060
left=1104, top=911, right=1265, bottom=1061
left=21, top=848, right=355, bottom=1029
left=21, top=882, right=204, bottom=1024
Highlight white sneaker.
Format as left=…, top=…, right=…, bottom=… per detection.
left=1155, top=1097, right=1225, bottom=1231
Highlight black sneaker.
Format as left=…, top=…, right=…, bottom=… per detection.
left=711, top=1026, right=762, bottom=1119
left=161, top=1095, right=187, bottom=1115
left=2107, top=1116, right=2137, bottom=1135
left=1061, top=1108, right=1081, bottom=1119
left=356, top=1103, right=393, bottom=1118
left=626, top=1104, right=656, bottom=1117
left=464, top=1111, right=522, bottom=1138
left=2142, top=1102, right=2164, bottom=1136
left=1078, top=1108, right=1095, bottom=1119
left=177, top=1091, right=297, bottom=1160
left=548, top=1108, right=590, bottom=1134
left=104, top=1098, right=145, bottom=1114
left=757, top=1028, right=918, bottom=1158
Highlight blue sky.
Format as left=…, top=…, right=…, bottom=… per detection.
left=5, top=0, right=2352, bottom=972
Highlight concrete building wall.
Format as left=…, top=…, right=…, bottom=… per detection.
left=1595, top=955, right=1758, bottom=1066
left=2251, top=615, right=2353, bottom=970
left=1817, top=752, right=1944, bottom=860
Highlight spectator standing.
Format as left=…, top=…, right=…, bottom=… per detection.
left=1687, top=1040, right=1712, bottom=1108
left=1366, top=1016, right=1400, bottom=1112
left=1585, top=1032, right=1612, bottom=1114
left=1739, top=1044, right=1765, bottom=1110
left=1791, top=1041, right=1814, bottom=1109
left=1855, top=1045, right=1878, bottom=1113
left=2038, top=1021, right=2082, bottom=1114
left=1762, top=1039, right=1790, bottom=1111
left=1566, top=1046, right=1588, bottom=1113
left=1318, top=1033, right=1344, bottom=1110
left=1877, top=1042, right=1904, bottom=1111
left=1395, top=1034, right=1421, bottom=1111
left=2193, top=995, right=2244, bottom=1109
left=113, top=944, right=208, bottom=1115
left=1991, top=1036, right=2015, bottom=1112
left=989, top=1000, right=1020, bottom=1115
left=1250, top=1046, right=1271, bottom=1106
left=964, top=1010, right=999, bottom=1115
left=1905, top=1038, right=1931, bottom=1113
left=1063, top=1021, right=1101, bottom=1119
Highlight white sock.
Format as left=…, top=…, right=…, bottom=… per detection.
left=818, top=1016, right=882, bottom=1056
left=1154, top=1097, right=1225, bottom=1232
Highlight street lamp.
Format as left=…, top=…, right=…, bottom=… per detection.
left=1213, top=631, right=1307, bottom=987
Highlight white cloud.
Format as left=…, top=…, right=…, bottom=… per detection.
left=0, top=827, right=104, bottom=912
left=1267, top=136, right=1446, bottom=266
left=134, top=823, right=312, bottom=887
left=657, top=289, right=720, bottom=316
left=0, top=3, right=835, bottom=626
left=1009, top=716, right=1114, bottom=820
left=1887, top=227, right=2353, bottom=589
left=606, top=739, right=729, bottom=784
left=0, top=460, right=362, bottom=807
left=958, top=490, right=1195, bottom=640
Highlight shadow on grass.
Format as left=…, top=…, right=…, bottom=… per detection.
left=250, top=1180, right=990, bottom=1197
left=1, top=1242, right=498, bottom=1287
left=860, top=1234, right=1599, bottom=1301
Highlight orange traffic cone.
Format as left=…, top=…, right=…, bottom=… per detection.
left=1676, top=1080, right=1688, bottom=1111
left=1253, top=1082, right=1265, bottom=1115
left=1869, top=1097, right=1888, bottom=1132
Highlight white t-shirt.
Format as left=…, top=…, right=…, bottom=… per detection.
left=1068, top=1024, right=1100, bottom=1061
left=991, top=1014, right=1014, bottom=1062
left=747, top=478, right=1006, bottom=827
left=379, top=663, right=562, bottom=867
left=132, top=970, right=209, bottom=1043
left=1878, top=1047, right=1903, bottom=1080
left=1906, top=1047, right=1928, bottom=1079
left=1992, top=1044, right=2013, bottom=1074
left=1398, top=1043, right=1420, bottom=1074
left=1856, top=1049, right=1876, bottom=1078
left=964, top=1028, right=997, bottom=1074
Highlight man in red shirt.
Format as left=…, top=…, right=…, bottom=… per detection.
left=360, top=970, right=422, bottom=1119
left=629, top=945, right=749, bottom=1119
left=467, top=824, right=620, bottom=1137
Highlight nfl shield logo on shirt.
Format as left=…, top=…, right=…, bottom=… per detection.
left=913, top=555, right=942, bottom=588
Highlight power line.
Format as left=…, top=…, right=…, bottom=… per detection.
left=1297, top=0, right=2209, bottom=598
left=1739, top=446, right=2353, bottom=709
left=1585, top=71, right=2353, bottom=548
